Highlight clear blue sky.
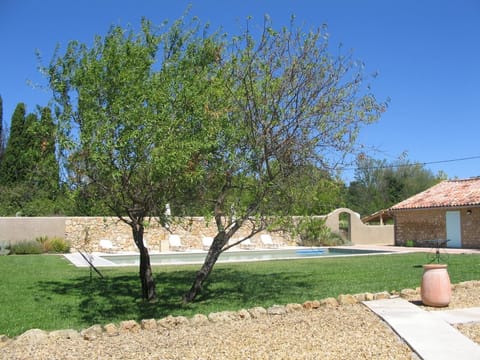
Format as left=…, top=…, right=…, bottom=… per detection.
left=1, top=0, right=479, bottom=183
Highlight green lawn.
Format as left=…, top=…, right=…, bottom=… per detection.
left=1, top=252, right=479, bottom=337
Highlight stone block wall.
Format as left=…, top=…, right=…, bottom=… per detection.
left=460, top=208, right=480, bottom=248
left=65, top=217, right=293, bottom=252
left=393, top=207, right=480, bottom=249
left=394, top=209, right=446, bottom=246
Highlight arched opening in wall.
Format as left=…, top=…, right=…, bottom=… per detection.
left=338, top=212, right=351, bottom=243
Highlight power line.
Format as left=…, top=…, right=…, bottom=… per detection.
left=340, top=155, right=480, bottom=172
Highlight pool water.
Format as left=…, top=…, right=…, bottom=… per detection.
left=100, top=247, right=388, bottom=266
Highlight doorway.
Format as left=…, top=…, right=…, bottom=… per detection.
left=446, top=211, right=461, bottom=248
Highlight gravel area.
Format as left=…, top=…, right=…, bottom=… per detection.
left=2, top=281, right=480, bottom=360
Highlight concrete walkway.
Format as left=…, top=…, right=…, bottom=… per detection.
left=431, top=306, right=480, bottom=324
left=364, top=298, right=480, bottom=360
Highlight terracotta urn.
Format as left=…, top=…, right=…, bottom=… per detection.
left=420, top=264, right=451, bottom=307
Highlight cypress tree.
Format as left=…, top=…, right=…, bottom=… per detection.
left=0, top=95, right=3, bottom=160
left=0, top=104, right=63, bottom=215
left=0, top=103, right=27, bottom=185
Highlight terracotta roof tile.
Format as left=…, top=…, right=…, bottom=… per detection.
left=390, top=177, right=480, bottom=210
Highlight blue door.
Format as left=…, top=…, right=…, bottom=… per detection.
left=446, top=211, right=461, bottom=248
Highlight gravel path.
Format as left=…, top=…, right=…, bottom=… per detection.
left=2, top=281, right=480, bottom=360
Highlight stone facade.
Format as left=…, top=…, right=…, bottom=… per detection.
left=393, top=207, right=480, bottom=249
left=65, top=216, right=294, bottom=252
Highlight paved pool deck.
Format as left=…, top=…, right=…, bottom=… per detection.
left=348, top=244, right=480, bottom=255
left=64, top=244, right=480, bottom=268
left=365, top=298, right=480, bottom=360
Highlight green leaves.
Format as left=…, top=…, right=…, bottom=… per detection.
left=43, top=13, right=385, bottom=225
left=45, top=16, right=227, bottom=223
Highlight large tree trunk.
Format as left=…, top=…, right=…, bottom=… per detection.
left=182, top=232, right=228, bottom=303
left=132, top=222, right=157, bottom=302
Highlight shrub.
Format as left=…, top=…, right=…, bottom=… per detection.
left=296, top=217, right=346, bottom=246
left=10, top=241, right=43, bottom=255
left=405, top=239, right=415, bottom=247
left=36, top=235, right=50, bottom=252
left=46, top=237, right=70, bottom=253
left=35, top=236, right=70, bottom=253
left=0, top=242, right=10, bottom=255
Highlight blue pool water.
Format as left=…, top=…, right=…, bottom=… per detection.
left=99, top=247, right=389, bottom=266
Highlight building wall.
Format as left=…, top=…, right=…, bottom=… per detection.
left=0, top=209, right=395, bottom=251
left=393, top=207, right=480, bottom=249
left=324, top=208, right=394, bottom=246
left=0, top=217, right=66, bottom=245
left=460, top=208, right=480, bottom=248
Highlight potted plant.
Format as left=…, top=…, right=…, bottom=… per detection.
left=420, top=240, right=451, bottom=307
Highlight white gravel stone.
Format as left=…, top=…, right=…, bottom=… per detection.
left=80, top=325, right=102, bottom=341
left=49, top=329, right=81, bottom=340
left=3, top=282, right=480, bottom=359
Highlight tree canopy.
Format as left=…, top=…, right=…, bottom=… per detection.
left=45, top=17, right=227, bottom=301
left=347, top=154, right=447, bottom=217
left=0, top=103, right=61, bottom=216
left=181, top=16, right=386, bottom=301
left=42, top=14, right=386, bottom=302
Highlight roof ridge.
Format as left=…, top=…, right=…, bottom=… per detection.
left=447, top=176, right=480, bottom=182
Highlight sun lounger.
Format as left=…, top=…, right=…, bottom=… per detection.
left=202, top=236, right=214, bottom=251
left=168, top=234, right=187, bottom=251
left=99, top=239, right=118, bottom=253
left=240, top=238, right=256, bottom=250
left=260, top=234, right=279, bottom=248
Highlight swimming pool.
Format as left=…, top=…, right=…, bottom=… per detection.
left=95, top=247, right=389, bottom=266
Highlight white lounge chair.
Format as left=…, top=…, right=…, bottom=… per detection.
left=240, top=238, right=255, bottom=250
left=202, top=236, right=214, bottom=251
left=168, top=234, right=187, bottom=251
left=260, top=234, right=279, bottom=248
left=228, top=238, right=239, bottom=248
left=99, top=239, right=118, bottom=253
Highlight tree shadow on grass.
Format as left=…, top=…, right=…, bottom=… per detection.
left=34, top=266, right=313, bottom=326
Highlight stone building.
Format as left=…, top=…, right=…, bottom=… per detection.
left=390, top=177, right=480, bottom=249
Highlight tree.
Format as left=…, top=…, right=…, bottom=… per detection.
left=44, top=18, right=224, bottom=302
left=269, top=166, right=346, bottom=216
left=182, top=17, right=386, bottom=302
left=346, top=154, right=446, bottom=216
left=0, top=104, right=64, bottom=216
left=0, top=103, right=27, bottom=185
left=0, top=95, right=4, bottom=162
left=30, top=107, right=59, bottom=194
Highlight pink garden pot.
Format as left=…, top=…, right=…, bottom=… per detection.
left=421, top=264, right=451, bottom=307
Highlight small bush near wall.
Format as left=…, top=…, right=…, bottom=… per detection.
left=44, top=236, right=70, bottom=253
left=296, top=218, right=346, bottom=246
left=9, top=236, right=70, bottom=255
left=0, top=242, right=11, bottom=255
left=405, top=239, right=415, bottom=247
left=10, top=241, right=43, bottom=254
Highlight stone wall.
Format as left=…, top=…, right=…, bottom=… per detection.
left=393, top=209, right=446, bottom=246
left=393, top=207, right=480, bottom=249
left=0, top=208, right=396, bottom=251
left=65, top=216, right=293, bottom=252
left=460, top=208, right=480, bottom=248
